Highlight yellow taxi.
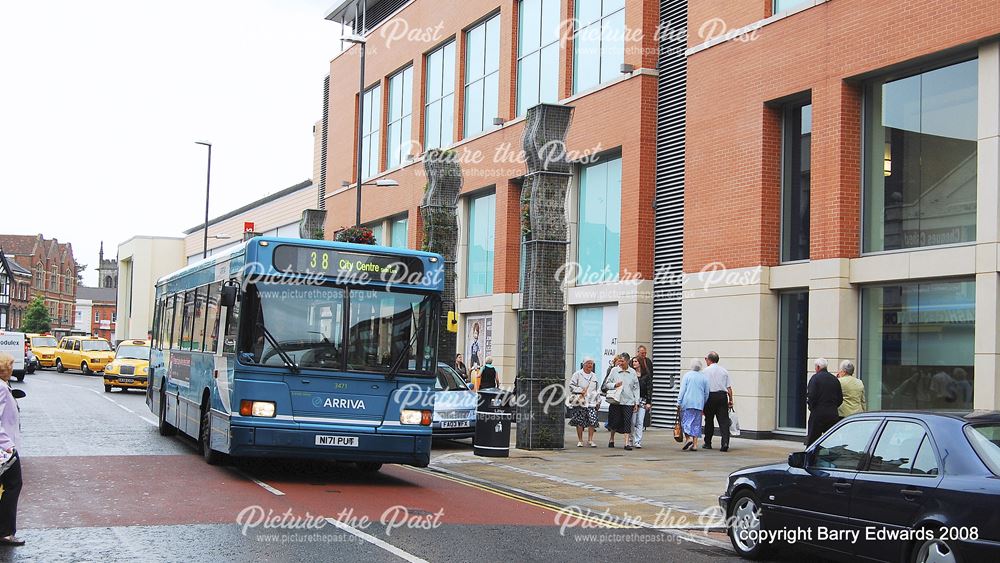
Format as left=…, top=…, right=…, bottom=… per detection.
left=103, top=340, right=151, bottom=393
left=27, top=333, right=59, bottom=368
left=54, top=336, right=115, bottom=375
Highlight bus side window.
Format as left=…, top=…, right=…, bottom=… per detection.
left=223, top=285, right=240, bottom=355
left=204, top=282, right=222, bottom=353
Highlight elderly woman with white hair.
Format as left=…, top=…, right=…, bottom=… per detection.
left=567, top=357, right=601, bottom=447
left=0, top=353, right=24, bottom=546
left=676, top=358, right=710, bottom=451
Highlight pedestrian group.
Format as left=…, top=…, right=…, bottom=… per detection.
left=564, top=347, right=868, bottom=453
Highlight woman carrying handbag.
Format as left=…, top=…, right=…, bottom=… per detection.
left=0, top=353, right=24, bottom=547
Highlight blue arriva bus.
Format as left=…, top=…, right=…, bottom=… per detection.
left=146, top=236, right=443, bottom=470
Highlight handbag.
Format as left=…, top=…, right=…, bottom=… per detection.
left=643, top=407, right=652, bottom=429
left=673, top=406, right=684, bottom=442
left=605, top=386, right=622, bottom=405
left=729, top=407, right=741, bottom=437
left=0, top=450, right=17, bottom=478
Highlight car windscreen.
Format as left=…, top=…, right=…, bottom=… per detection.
left=115, top=345, right=149, bottom=360
left=81, top=341, right=112, bottom=352
left=436, top=365, right=469, bottom=391
left=32, top=337, right=57, bottom=347
left=965, top=424, right=1000, bottom=476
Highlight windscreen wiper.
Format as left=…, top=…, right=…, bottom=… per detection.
left=260, top=324, right=299, bottom=373
left=387, top=321, right=423, bottom=381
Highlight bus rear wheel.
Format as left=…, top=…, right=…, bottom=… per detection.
left=200, top=402, right=226, bottom=466
left=158, top=389, right=177, bottom=437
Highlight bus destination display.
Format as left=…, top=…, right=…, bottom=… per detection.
left=272, top=245, right=425, bottom=282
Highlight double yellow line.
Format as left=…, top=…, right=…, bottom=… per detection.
left=405, top=466, right=633, bottom=529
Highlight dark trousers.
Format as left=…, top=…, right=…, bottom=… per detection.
left=703, top=391, right=731, bottom=448
left=806, top=412, right=839, bottom=447
left=0, top=455, right=22, bottom=537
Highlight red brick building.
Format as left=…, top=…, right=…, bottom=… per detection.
left=319, top=0, right=679, bottom=415
left=0, top=234, right=78, bottom=337
left=76, top=286, right=117, bottom=341
left=682, top=0, right=1000, bottom=436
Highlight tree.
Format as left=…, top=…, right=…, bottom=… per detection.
left=21, top=295, right=51, bottom=333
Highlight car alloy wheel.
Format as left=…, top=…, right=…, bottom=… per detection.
left=728, top=490, right=769, bottom=559
left=56, top=359, right=65, bottom=373
left=913, top=538, right=958, bottom=563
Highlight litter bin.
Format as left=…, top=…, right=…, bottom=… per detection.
left=474, top=388, right=512, bottom=457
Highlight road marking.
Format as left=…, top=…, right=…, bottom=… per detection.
left=59, top=382, right=159, bottom=427
left=234, top=469, right=286, bottom=496
left=324, top=516, right=429, bottom=563
left=405, top=466, right=631, bottom=529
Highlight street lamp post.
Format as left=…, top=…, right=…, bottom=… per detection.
left=342, top=34, right=367, bottom=227
left=195, top=141, right=212, bottom=259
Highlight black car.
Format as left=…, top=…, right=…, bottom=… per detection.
left=720, top=411, right=1000, bottom=562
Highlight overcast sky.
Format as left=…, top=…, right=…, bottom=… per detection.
left=0, top=0, right=342, bottom=285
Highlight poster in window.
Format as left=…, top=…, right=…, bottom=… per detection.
left=465, top=313, right=493, bottom=371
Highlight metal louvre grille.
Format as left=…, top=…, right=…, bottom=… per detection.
left=348, top=0, right=410, bottom=35
left=651, top=0, right=687, bottom=428
left=319, top=74, right=330, bottom=210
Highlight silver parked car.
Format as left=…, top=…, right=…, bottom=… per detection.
left=432, top=363, right=477, bottom=439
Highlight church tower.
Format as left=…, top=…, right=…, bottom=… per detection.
left=97, top=241, right=118, bottom=289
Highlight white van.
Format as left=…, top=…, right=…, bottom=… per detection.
left=0, top=331, right=26, bottom=380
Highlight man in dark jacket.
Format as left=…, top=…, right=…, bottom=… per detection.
left=806, top=358, right=844, bottom=446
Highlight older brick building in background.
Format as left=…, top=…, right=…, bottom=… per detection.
left=0, top=234, right=78, bottom=337
left=320, top=0, right=687, bottom=421
left=683, top=0, right=1000, bottom=437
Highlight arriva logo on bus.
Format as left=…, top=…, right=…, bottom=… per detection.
left=312, top=396, right=366, bottom=410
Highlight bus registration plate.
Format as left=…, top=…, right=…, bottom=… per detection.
left=315, top=435, right=358, bottom=447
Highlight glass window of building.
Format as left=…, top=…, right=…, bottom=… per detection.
left=464, top=14, right=500, bottom=137
left=777, top=291, right=809, bottom=431
left=861, top=279, right=975, bottom=412
left=425, top=41, right=456, bottom=150
left=577, top=156, right=621, bottom=284
left=386, top=66, right=413, bottom=169
left=863, top=58, right=978, bottom=252
left=773, top=0, right=812, bottom=13
left=517, top=0, right=560, bottom=115
left=466, top=192, right=496, bottom=297
left=573, top=0, right=625, bottom=94
left=781, top=101, right=811, bottom=262
left=360, top=84, right=382, bottom=180
left=369, top=222, right=384, bottom=246
left=573, top=304, right=618, bottom=388
left=389, top=216, right=408, bottom=249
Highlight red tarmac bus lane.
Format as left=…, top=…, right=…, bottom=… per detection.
left=19, top=455, right=289, bottom=529
left=20, top=456, right=561, bottom=531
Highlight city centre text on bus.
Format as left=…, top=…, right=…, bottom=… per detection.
left=147, top=237, right=444, bottom=470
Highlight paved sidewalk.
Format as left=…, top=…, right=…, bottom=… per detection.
left=429, top=425, right=801, bottom=544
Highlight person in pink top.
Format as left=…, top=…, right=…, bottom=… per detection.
left=0, top=352, right=24, bottom=547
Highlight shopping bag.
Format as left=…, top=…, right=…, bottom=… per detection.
left=673, top=406, right=684, bottom=442
left=729, top=408, right=741, bottom=437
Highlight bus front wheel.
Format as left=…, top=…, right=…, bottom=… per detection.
left=158, top=389, right=177, bottom=437
left=200, top=402, right=227, bottom=466
left=356, top=462, right=383, bottom=473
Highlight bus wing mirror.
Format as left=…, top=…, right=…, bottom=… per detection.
left=446, top=311, right=458, bottom=333
left=221, top=285, right=239, bottom=308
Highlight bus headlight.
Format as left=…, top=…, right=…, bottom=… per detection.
left=240, top=400, right=276, bottom=417
left=400, top=409, right=432, bottom=425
